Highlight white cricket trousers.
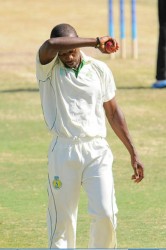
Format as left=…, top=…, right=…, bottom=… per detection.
left=47, top=136, right=118, bottom=248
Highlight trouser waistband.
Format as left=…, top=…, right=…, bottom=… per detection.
left=55, top=136, right=103, bottom=143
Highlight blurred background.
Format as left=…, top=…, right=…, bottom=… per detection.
left=0, top=0, right=158, bottom=89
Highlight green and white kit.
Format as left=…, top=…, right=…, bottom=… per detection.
left=36, top=51, right=118, bottom=248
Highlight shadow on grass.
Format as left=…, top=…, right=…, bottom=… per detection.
left=118, top=86, right=152, bottom=90
left=0, top=86, right=152, bottom=94
left=0, top=88, right=39, bottom=93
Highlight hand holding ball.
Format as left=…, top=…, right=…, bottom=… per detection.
left=96, top=36, right=119, bottom=54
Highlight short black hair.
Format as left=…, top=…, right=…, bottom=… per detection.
left=50, top=23, right=78, bottom=38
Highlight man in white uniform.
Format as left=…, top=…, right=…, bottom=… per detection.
left=36, top=23, right=144, bottom=248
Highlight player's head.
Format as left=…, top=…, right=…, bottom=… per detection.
left=50, top=23, right=78, bottom=38
left=51, top=24, right=81, bottom=69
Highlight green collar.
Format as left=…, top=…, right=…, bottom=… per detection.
left=66, top=59, right=86, bottom=78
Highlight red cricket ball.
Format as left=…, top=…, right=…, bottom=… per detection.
left=105, top=41, right=114, bottom=53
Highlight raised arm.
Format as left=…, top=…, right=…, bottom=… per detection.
left=103, top=97, right=144, bottom=183
left=39, top=36, right=119, bottom=65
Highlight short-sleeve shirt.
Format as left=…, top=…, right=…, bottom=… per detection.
left=36, top=51, right=116, bottom=138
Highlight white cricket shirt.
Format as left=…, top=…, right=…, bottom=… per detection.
left=36, top=51, right=116, bottom=138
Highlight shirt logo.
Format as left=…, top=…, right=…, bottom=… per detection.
left=53, top=176, right=62, bottom=189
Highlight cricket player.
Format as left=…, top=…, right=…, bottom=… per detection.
left=36, top=23, right=144, bottom=248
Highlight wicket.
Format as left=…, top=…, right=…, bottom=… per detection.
left=108, top=0, right=138, bottom=59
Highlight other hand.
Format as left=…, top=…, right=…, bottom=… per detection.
left=131, top=157, right=144, bottom=183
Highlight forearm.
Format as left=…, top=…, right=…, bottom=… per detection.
left=39, top=36, right=119, bottom=65
left=104, top=99, right=144, bottom=182
left=48, top=37, right=97, bottom=51
left=46, top=36, right=119, bottom=53
left=39, top=37, right=98, bottom=65
left=107, top=106, right=137, bottom=157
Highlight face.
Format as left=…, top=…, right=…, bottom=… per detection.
left=58, top=48, right=81, bottom=69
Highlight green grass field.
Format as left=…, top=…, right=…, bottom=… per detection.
left=0, top=0, right=166, bottom=248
